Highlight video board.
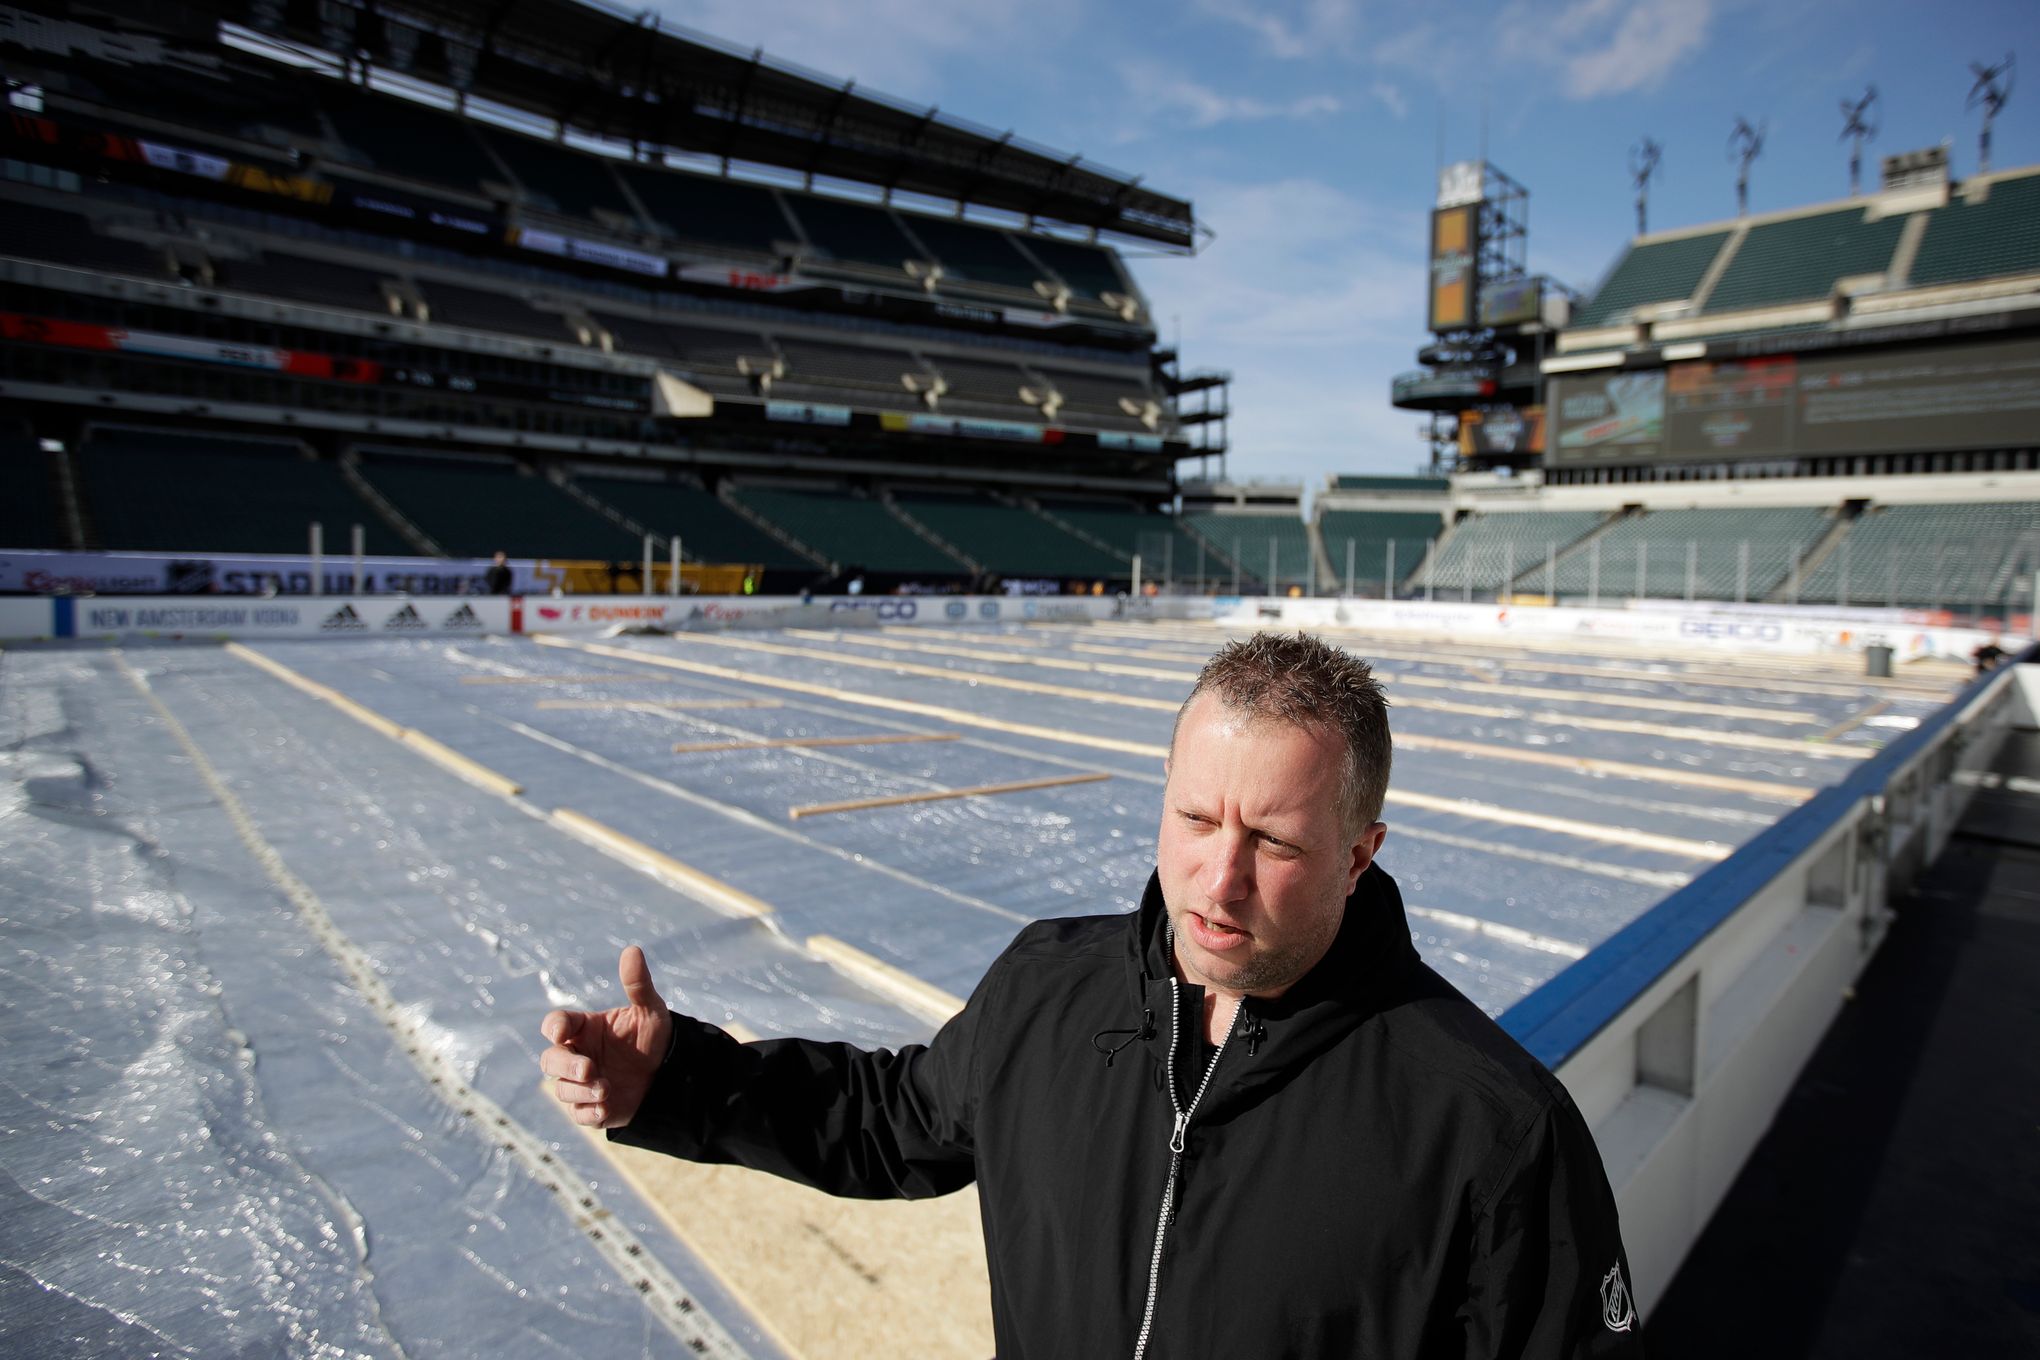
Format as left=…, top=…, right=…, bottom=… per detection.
left=1547, top=339, right=2040, bottom=466
left=1458, top=406, right=1545, bottom=458
left=1428, top=204, right=1479, bottom=332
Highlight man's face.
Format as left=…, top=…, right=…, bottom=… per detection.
left=1158, top=692, right=1386, bottom=1001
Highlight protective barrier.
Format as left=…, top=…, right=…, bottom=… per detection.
left=1506, top=647, right=2039, bottom=1314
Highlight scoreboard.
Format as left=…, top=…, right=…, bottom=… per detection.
left=1549, top=339, right=2040, bottom=466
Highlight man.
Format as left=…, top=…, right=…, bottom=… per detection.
left=541, top=632, right=1642, bottom=1357
left=483, top=551, right=513, bottom=595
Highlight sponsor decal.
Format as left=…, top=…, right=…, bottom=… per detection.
left=978, top=601, right=1001, bottom=619
left=1600, top=1264, right=1636, bottom=1333
left=1678, top=618, right=1784, bottom=643
left=321, top=604, right=368, bottom=632
left=537, top=606, right=565, bottom=621
left=944, top=600, right=968, bottom=620
left=765, top=400, right=853, bottom=427
left=829, top=599, right=919, bottom=621
left=442, top=604, right=485, bottom=631
left=384, top=603, right=429, bottom=630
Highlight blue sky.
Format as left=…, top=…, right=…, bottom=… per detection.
left=651, top=0, right=2038, bottom=491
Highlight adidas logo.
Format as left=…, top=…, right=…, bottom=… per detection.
left=384, top=604, right=428, bottom=631
left=320, top=604, right=368, bottom=631
left=442, top=604, right=484, bottom=630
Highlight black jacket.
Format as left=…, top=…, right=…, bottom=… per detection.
left=615, top=865, right=1645, bottom=1358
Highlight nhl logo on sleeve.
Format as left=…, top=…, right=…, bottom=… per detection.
left=1600, top=1262, right=1636, bottom=1332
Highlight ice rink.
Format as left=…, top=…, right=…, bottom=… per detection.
left=1, top=619, right=1962, bottom=1356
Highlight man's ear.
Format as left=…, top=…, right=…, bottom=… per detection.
left=1344, top=822, right=1388, bottom=894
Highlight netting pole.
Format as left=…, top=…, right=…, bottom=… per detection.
left=1164, top=536, right=1174, bottom=593
left=310, top=521, right=323, bottom=598
left=641, top=534, right=653, bottom=597
left=1546, top=542, right=1556, bottom=601
left=1589, top=538, right=1600, bottom=607
left=1636, top=541, right=1647, bottom=601
left=1736, top=541, right=1749, bottom=604
left=1839, top=538, right=1851, bottom=608
left=670, top=534, right=682, bottom=597
left=1933, top=543, right=1945, bottom=615
left=1425, top=539, right=1435, bottom=602
left=1385, top=540, right=1396, bottom=601
left=1345, top=539, right=1355, bottom=598
left=1131, top=553, right=1143, bottom=599
left=1686, top=540, right=1696, bottom=603
left=1268, top=540, right=1278, bottom=597
left=1196, top=539, right=1205, bottom=594
left=352, top=523, right=365, bottom=596
left=1503, top=542, right=1514, bottom=604
left=1886, top=551, right=1897, bottom=610
left=1233, top=539, right=1241, bottom=597
left=1788, top=541, right=1801, bottom=606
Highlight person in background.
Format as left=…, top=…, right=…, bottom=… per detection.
left=483, top=551, right=513, bottom=595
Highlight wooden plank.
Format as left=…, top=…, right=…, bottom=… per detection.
left=459, top=673, right=675, bottom=685
left=535, top=698, right=781, bottom=711
left=789, top=771, right=1110, bottom=820
left=672, top=733, right=959, bottom=754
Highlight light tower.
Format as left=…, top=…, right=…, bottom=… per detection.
left=1840, top=86, right=1878, bottom=196
left=1968, top=54, right=2015, bottom=174
left=1728, top=117, right=1765, bottom=216
left=1630, top=137, right=1662, bottom=236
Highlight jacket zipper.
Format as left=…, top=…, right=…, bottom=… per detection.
left=1131, top=977, right=1241, bottom=1360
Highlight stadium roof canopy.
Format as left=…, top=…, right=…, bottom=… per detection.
left=90, top=0, right=1197, bottom=250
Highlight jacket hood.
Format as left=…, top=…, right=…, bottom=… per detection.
left=1125, top=862, right=1424, bottom=1098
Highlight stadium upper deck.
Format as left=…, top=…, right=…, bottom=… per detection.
left=0, top=0, right=1225, bottom=499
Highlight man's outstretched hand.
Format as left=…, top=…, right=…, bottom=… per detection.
left=540, top=945, right=673, bottom=1129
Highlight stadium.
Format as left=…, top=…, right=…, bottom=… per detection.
left=1, top=1, right=2035, bottom=1356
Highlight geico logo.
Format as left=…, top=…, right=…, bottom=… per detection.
left=830, top=599, right=919, bottom=620
left=1678, top=619, right=1783, bottom=641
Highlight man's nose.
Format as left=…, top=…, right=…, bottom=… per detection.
left=1203, top=833, right=1252, bottom=903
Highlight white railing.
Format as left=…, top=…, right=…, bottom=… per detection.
left=1504, top=650, right=2039, bottom=1314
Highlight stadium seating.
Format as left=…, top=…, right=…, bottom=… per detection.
left=1570, top=230, right=1733, bottom=328
left=1020, top=236, right=1126, bottom=300
left=727, top=483, right=969, bottom=574
left=354, top=451, right=640, bottom=559
left=1032, top=498, right=1199, bottom=573
left=326, top=90, right=496, bottom=195
left=927, top=356, right=1029, bottom=404
left=1549, top=506, right=1832, bottom=600
left=1907, top=171, right=2040, bottom=288
left=570, top=473, right=814, bottom=571
left=0, top=200, right=169, bottom=279
left=788, top=196, right=923, bottom=272
left=1416, top=511, right=1611, bottom=593
left=902, top=216, right=1045, bottom=292
left=0, top=432, right=64, bottom=549
left=1798, top=502, right=2040, bottom=608
left=74, top=427, right=408, bottom=555
left=1703, top=208, right=1907, bottom=313
left=1315, top=509, right=1448, bottom=589
left=477, top=127, right=642, bottom=225
left=1033, top=366, right=1155, bottom=414
left=890, top=489, right=1124, bottom=577
left=1328, top=475, right=1448, bottom=493
left=621, top=167, right=792, bottom=256
left=778, top=341, right=920, bottom=392
left=420, top=281, right=571, bottom=342
left=1181, top=513, right=1315, bottom=588
left=216, top=253, right=396, bottom=315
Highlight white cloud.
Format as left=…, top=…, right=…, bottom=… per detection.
left=1371, top=82, right=1409, bottom=121
left=1193, top=0, right=1363, bottom=60
left=1383, top=0, right=1713, bottom=102
left=1558, top=0, right=1713, bottom=98
left=1116, top=61, right=1342, bottom=134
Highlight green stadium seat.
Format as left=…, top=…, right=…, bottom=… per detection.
left=1315, top=509, right=1447, bottom=589
left=891, top=490, right=1123, bottom=578
left=1419, top=511, right=1611, bottom=593
left=623, top=168, right=792, bottom=256
left=1181, top=514, right=1316, bottom=590
left=904, top=216, right=1046, bottom=292
left=355, top=451, right=640, bottom=560
left=76, top=428, right=408, bottom=555
left=1799, top=502, right=2040, bottom=609
left=1703, top=208, right=1906, bottom=313
left=1908, top=171, right=2040, bottom=288
left=729, top=484, right=969, bottom=575
left=1020, top=236, right=1126, bottom=301
left=477, top=126, right=642, bottom=225
left=0, top=433, right=65, bottom=549
left=1572, top=231, right=1732, bottom=327
left=573, top=474, right=813, bottom=571
left=1549, top=506, right=1831, bottom=600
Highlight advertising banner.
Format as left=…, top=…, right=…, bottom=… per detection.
left=0, top=551, right=531, bottom=596
left=1427, top=204, right=1479, bottom=333
left=51, top=597, right=507, bottom=641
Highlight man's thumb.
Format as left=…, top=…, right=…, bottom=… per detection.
left=618, top=944, right=666, bottom=1012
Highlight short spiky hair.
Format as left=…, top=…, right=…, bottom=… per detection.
left=1173, top=631, right=1392, bottom=830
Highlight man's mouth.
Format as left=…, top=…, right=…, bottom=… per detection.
left=1187, top=912, right=1249, bottom=951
